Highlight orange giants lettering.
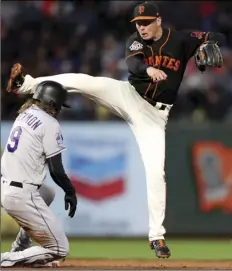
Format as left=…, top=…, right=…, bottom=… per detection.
left=144, top=55, right=180, bottom=71
left=155, top=56, right=162, bottom=67
left=173, top=60, right=180, bottom=71
left=162, top=56, right=169, bottom=67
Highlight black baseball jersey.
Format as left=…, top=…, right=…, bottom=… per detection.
left=125, top=28, right=225, bottom=105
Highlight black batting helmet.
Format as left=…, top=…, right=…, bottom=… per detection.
left=32, top=81, right=70, bottom=111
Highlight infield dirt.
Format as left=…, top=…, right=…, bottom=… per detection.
left=3, top=259, right=232, bottom=270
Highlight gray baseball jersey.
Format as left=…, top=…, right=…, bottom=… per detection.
left=1, top=104, right=66, bottom=186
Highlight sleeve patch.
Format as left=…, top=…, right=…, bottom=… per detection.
left=190, top=31, right=205, bottom=39
left=56, top=132, right=64, bottom=146
left=129, top=41, right=143, bottom=51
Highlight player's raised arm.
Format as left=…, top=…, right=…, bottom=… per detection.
left=181, top=30, right=226, bottom=60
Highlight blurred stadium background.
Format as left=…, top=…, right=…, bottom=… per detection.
left=1, top=0, right=232, bottom=262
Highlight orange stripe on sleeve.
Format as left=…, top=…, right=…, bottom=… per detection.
left=125, top=52, right=145, bottom=61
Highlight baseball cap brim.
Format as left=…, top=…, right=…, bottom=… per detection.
left=130, top=16, right=157, bottom=22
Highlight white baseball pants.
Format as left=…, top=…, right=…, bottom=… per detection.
left=20, top=73, right=173, bottom=241
left=1, top=178, right=68, bottom=267
left=11, top=183, right=56, bottom=252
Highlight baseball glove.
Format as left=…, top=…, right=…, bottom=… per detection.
left=194, top=41, right=223, bottom=72
left=6, top=63, right=25, bottom=93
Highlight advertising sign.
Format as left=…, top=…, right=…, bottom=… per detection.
left=1, top=122, right=149, bottom=237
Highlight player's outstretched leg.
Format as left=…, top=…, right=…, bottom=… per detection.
left=11, top=184, right=56, bottom=252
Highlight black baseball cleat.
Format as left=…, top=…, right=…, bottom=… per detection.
left=150, top=239, right=171, bottom=258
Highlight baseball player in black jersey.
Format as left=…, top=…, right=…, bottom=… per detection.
left=7, top=1, right=225, bottom=259
left=126, top=3, right=225, bottom=105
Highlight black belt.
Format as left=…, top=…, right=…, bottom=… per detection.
left=10, top=181, right=23, bottom=188
left=143, top=96, right=168, bottom=110
left=9, top=181, right=41, bottom=189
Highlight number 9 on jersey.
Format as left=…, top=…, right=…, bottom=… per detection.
left=7, top=126, right=22, bottom=153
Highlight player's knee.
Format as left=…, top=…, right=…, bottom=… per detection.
left=57, top=236, right=69, bottom=258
